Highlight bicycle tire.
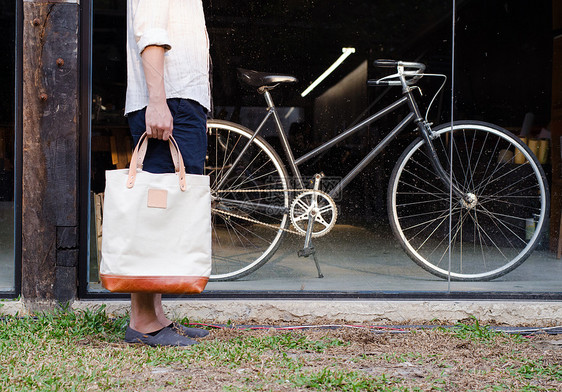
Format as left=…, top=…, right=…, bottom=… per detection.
left=388, top=121, right=549, bottom=281
left=206, top=119, right=290, bottom=281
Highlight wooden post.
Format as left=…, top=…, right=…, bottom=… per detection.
left=22, top=0, right=80, bottom=305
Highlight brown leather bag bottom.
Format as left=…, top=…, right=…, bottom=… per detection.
left=100, top=274, right=209, bottom=294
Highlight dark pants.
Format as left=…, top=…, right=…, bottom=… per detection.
left=127, top=98, right=207, bottom=175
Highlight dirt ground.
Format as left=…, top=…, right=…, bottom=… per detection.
left=138, top=324, right=562, bottom=391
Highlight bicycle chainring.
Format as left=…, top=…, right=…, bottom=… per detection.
left=290, top=190, right=338, bottom=237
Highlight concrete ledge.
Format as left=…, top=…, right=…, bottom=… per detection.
left=2, top=299, right=561, bottom=327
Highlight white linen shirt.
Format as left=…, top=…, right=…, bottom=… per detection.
left=125, top=0, right=211, bottom=115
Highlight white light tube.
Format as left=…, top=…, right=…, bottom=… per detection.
left=301, top=47, right=356, bottom=97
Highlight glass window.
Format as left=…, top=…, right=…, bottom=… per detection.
left=0, top=2, right=16, bottom=292
left=450, top=1, right=560, bottom=293
left=89, top=0, right=127, bottom=292
left=204, top=1, right=455, bottom=293
left=87, top=0, right=561, bottom=296
left=88, top=0, right=454, bottom=294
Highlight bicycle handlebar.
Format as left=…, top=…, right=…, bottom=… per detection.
left=367, top=79, right=399, bottom=87
left=374, top=59, right=426, bottom=72
left=369, top=59, right=426, bottom=87
left=373, top=59, right=398, bottom=68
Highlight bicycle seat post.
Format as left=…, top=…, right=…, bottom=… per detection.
left=260, top=87, right=305, bottom=188
left=260, top=88, right=275, bottom=109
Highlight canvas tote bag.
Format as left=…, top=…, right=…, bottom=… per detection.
left=100, top=133, right=211, bottom=294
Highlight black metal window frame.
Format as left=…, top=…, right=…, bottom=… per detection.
left=78, top=0, right=93, bottom=299
left=1, top=0, right=24, bottom=298
left=14, top=0, right=22, bottom=298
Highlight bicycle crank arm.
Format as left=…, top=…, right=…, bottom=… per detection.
left=304, top=174, right=322, bottom=241
left=297, top=213, right=325, bottom=278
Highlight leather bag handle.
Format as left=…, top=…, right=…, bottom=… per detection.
left=127, top=132, right=187, bottom=191
left=136, top=136, right=181, bottom=171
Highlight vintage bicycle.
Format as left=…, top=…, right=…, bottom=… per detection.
left=205, top=60, right=549, bottom=282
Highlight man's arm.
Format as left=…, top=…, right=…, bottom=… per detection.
left=141, top=45, right=173, bottom=140
left=133, top=0, right=172, bottom=140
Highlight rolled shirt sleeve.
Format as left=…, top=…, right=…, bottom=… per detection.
left=125, top=0, right=211, bottom=114
left=133, top=0, right=172, bottom=54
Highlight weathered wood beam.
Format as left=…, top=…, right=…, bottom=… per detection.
left=22, top=0, right=80, bottom=304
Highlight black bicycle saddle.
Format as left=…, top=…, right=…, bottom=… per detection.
left=237, top=68, right=298, bottom=87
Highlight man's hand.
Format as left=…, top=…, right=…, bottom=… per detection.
left=141, top=45, right=173, bottom=140
left=145, top=99, right=173, bottom=140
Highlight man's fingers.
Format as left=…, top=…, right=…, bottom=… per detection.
left=162, top=121, right=173, bottom=141
left=146, top=126, right=172, bottom=140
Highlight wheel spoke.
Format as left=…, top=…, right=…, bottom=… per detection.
left=207, top=121, right=289, bottom=280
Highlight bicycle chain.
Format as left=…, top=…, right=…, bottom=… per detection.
left=214, top=188, right=305, bottom=193
left=212, top=188, right=313, bottom=236
left=212, top=207, right=303, bottom=235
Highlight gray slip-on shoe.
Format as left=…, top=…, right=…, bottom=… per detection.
left=171, top=322, right=210, bottom=338
left=124, top=326, right=198, bottom=347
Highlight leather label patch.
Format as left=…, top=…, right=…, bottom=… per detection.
left=147, top=189, right=168, bottom=209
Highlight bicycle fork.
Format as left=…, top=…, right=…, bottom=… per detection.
left=418, top=121, right=470, bottom=203
left=405, top=88, right=469, bottom=204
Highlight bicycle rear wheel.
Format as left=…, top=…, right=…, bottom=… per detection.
left=388, top=121, right=549, bottom=281
left=206, top=119, right=290, bottom=281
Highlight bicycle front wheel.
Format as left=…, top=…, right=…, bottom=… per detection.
left=388, top=121, right=549, bottom=281
left=206, top=119, right=290, bottom=281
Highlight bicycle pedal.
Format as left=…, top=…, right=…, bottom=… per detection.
left=298, top=246, right=315, bottom=258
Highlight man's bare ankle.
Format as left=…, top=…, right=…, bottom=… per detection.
left=129, top=319, right=167, bottom=334
left=157, top=316, right=173, bottom=327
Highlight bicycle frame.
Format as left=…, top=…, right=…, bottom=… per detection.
left=252, top=86, right=465, bottom=201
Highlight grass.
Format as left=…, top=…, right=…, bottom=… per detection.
left=444, top=316, right=526, bottom=343
left=1, top=307, right=562, bottom=391
left=292, top=368, right=406, bottom=391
